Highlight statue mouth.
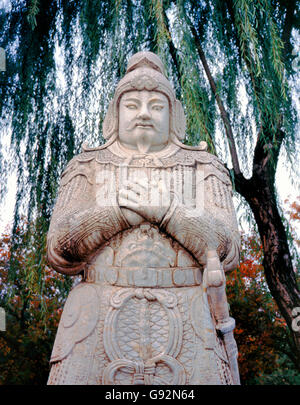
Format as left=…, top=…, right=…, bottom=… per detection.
left=136, top=123, right=153, bottom=128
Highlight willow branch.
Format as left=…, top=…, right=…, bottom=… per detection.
left=282, top=0, right=297, bottom=62
left=189, top=25, right=242, bottom=176
left=225, top=0, right=288, bottom=179
left=162, top=8, right=182, bottom=92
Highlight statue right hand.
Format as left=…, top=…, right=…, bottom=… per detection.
left=118, top=178, right=170, bottom=224
left=120, top=207, right=144, bottom=226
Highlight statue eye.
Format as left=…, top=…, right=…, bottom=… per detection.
left=126, top=104, right=138, bottom=110
left=152, top=105, right=164, bottom=111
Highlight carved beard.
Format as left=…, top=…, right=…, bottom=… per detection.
left=136, top=132, right=152, bottom=153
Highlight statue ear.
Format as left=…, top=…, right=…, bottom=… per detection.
left=103, top=100, right=117, bottom=140
left=172, top=99, right=186, bottom=140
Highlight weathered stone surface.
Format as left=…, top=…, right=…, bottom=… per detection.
left=47, top=51, right=241, bottom=385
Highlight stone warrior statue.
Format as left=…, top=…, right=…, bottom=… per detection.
left=47, top=52, right=241, bottom=385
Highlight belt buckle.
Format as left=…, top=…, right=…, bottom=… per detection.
left=128, top=267, right=158, bottom=287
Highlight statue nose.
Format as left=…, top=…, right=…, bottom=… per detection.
left=137, top=106, right=151, bottom=120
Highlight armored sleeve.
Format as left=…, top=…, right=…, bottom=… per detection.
left=47, top=153, right=130, bottom=275
left=160, top=159, right=240, bottom=272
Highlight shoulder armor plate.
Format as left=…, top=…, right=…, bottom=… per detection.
left=60, top=152, right=96, bottom=186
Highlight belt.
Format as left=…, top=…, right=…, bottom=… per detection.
left=84, top=265, right=202, bottom=288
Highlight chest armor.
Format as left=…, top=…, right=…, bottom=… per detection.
left=85, top=148, right=229, bottom=288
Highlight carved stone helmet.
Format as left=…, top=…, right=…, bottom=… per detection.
left=102, top=51, right=186, bottom=141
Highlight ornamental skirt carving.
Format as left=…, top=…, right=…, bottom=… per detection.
left=48, top=281, right=233, bottom=385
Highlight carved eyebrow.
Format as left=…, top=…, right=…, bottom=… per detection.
left=122, top=97, right=140, bottom=103
left=149, top=97, right=167, bottom=104
left=121, top=95, right=167, bottom=104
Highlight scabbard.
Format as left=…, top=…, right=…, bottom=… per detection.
left=223, top=330, right=240, bottom=385
left=205, top=249, right=241, bottom=385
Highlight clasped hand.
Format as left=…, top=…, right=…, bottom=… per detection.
left=118, top=178, right=170, bottom=224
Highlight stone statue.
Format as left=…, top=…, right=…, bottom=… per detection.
left=47, top=52, right=241, bottom=385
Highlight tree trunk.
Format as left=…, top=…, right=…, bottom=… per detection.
left=236, top=172, right=300, bottom=369
left=188, top=10, right=300, bottom=365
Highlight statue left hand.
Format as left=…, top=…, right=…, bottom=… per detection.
left=118, top=178, right=170, bottom=224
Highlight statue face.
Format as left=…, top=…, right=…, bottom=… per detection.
left=118, top=90, right=170, bottom=153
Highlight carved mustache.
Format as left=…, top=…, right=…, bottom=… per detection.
left=126, top=121, right=156, bottom=130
